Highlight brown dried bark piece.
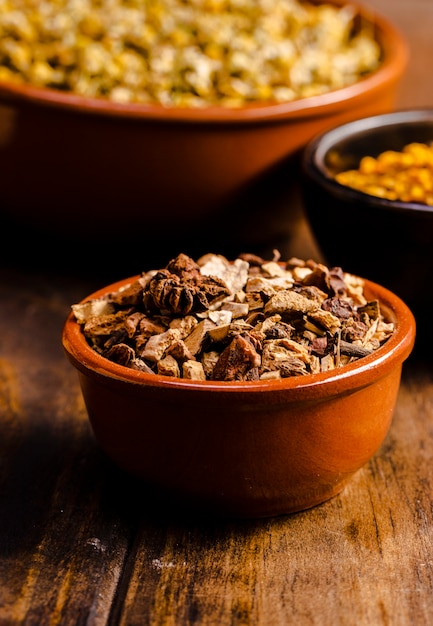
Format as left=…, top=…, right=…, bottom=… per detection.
left=308, top=309, right=341, bottom=334
left=201, top=351, right=220, bottom=378
left=322, top=297, right=355, bottom=320
left=139, top=328, right=181, bottom=362
left=166, top=339, right=195, bottom=363
left=244, top=291, right=265, bottom=311
left=139, top=316, right=169, bottom=338
left=261, top=340, right=309, bottom=375
left=212, top=334, right=261, bottom=381
left=184, top=319, right=216, bottom=355
left=278, top=358, right=309, bottom=377
left=238, top=250, right=281, bottom=267
left=341, top=319, right=369, bottom=343
left=221, top=301, right=249, bottom=318
left=264, top=290, right=319, bottom=316
left=109, top=279, right=146, bottom=306
left=182, top=360, right=206, bottom=380
left=238, top=252, right=268, bottom=266
left=83, top=310, right=130, bottom=337
left=358, top=300, right=381, bottom=320
left=246, top=275, right=278, bottom=297
left=130, top=359, right=155, bottom=374
left=329, top=267, right=348, bottom=296
left=157, top=355, right=180, bottom=377
left=310, top=336, right=328, bottom=355
left=124, top=312, right=145, bottom=338
left=263, top=321, right=293, bottom=340
left=103, top=343, right=135, bottom=366
left=299, top=263, right=331, bottom=292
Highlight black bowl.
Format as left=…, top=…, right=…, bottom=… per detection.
left=301, top=108, right=433, bottom=342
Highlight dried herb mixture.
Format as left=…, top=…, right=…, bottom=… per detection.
left=0, top=0, right=381, bottom=107
left=72, top=252, right=395, bottom=381
left=335, top=141, right=433, bottom=205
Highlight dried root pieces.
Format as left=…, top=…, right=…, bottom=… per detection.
left=72, top=252, right=395, bottom=382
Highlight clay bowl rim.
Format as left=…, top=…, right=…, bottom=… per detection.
left=303, top=107, right=433, bottom=216
left=0, top=0, right=408, bottom=125
left=62, top=274, right=416, bottom=398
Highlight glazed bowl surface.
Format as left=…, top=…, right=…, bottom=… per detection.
left=62, top=269, right=415, bottom=519
left=0, top=0, right=408, bottom=250
left=301, top=108, right=433, bottom=339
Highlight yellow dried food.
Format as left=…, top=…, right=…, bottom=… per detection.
left=335, top=142, right=433, bottom=205
left=0, top=0, right=381, bottom=107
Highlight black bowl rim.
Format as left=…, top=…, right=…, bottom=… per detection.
left=302, top=107, right=433, bottom=215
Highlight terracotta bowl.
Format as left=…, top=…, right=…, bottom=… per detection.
left=300, top=108, right=433, bottom=346
left=0, top=0, right=408, bottom=245
left=62, top=272, right=415, bottom=519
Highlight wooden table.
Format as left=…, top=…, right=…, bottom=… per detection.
left=1, top=2, right=433, bottom=624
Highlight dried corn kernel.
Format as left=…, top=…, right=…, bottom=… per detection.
left=0, top=0, right=382, bottom=108
left=335, top=142, right=433, bottom=206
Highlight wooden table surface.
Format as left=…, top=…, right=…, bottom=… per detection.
left=1, top=2, right=433, bottom=624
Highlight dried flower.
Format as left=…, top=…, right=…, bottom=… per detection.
left=0, top=0, right=381, bottom=107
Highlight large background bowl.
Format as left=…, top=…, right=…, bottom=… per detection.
left=300, top=108, right=433, bottom=346
left=62, top=272, right=415, bottom=519
left=0, top=0, right=408, bottom=261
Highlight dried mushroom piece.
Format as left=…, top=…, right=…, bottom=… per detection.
left=72, top=252, right=395, bottom=382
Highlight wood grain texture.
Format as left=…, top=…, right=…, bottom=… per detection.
left=110, top=361, right=433, bottom=626
left=1, top=267, right=433, bottom=626
left=1, top=2, right=433, bottom=624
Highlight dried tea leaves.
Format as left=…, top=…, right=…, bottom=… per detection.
left=72, top=252, right=395, bottom=382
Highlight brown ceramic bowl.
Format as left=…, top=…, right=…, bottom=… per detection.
left=62, top=272, right=415, bottom=519
left=0, top=0, right=408, bottom=244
